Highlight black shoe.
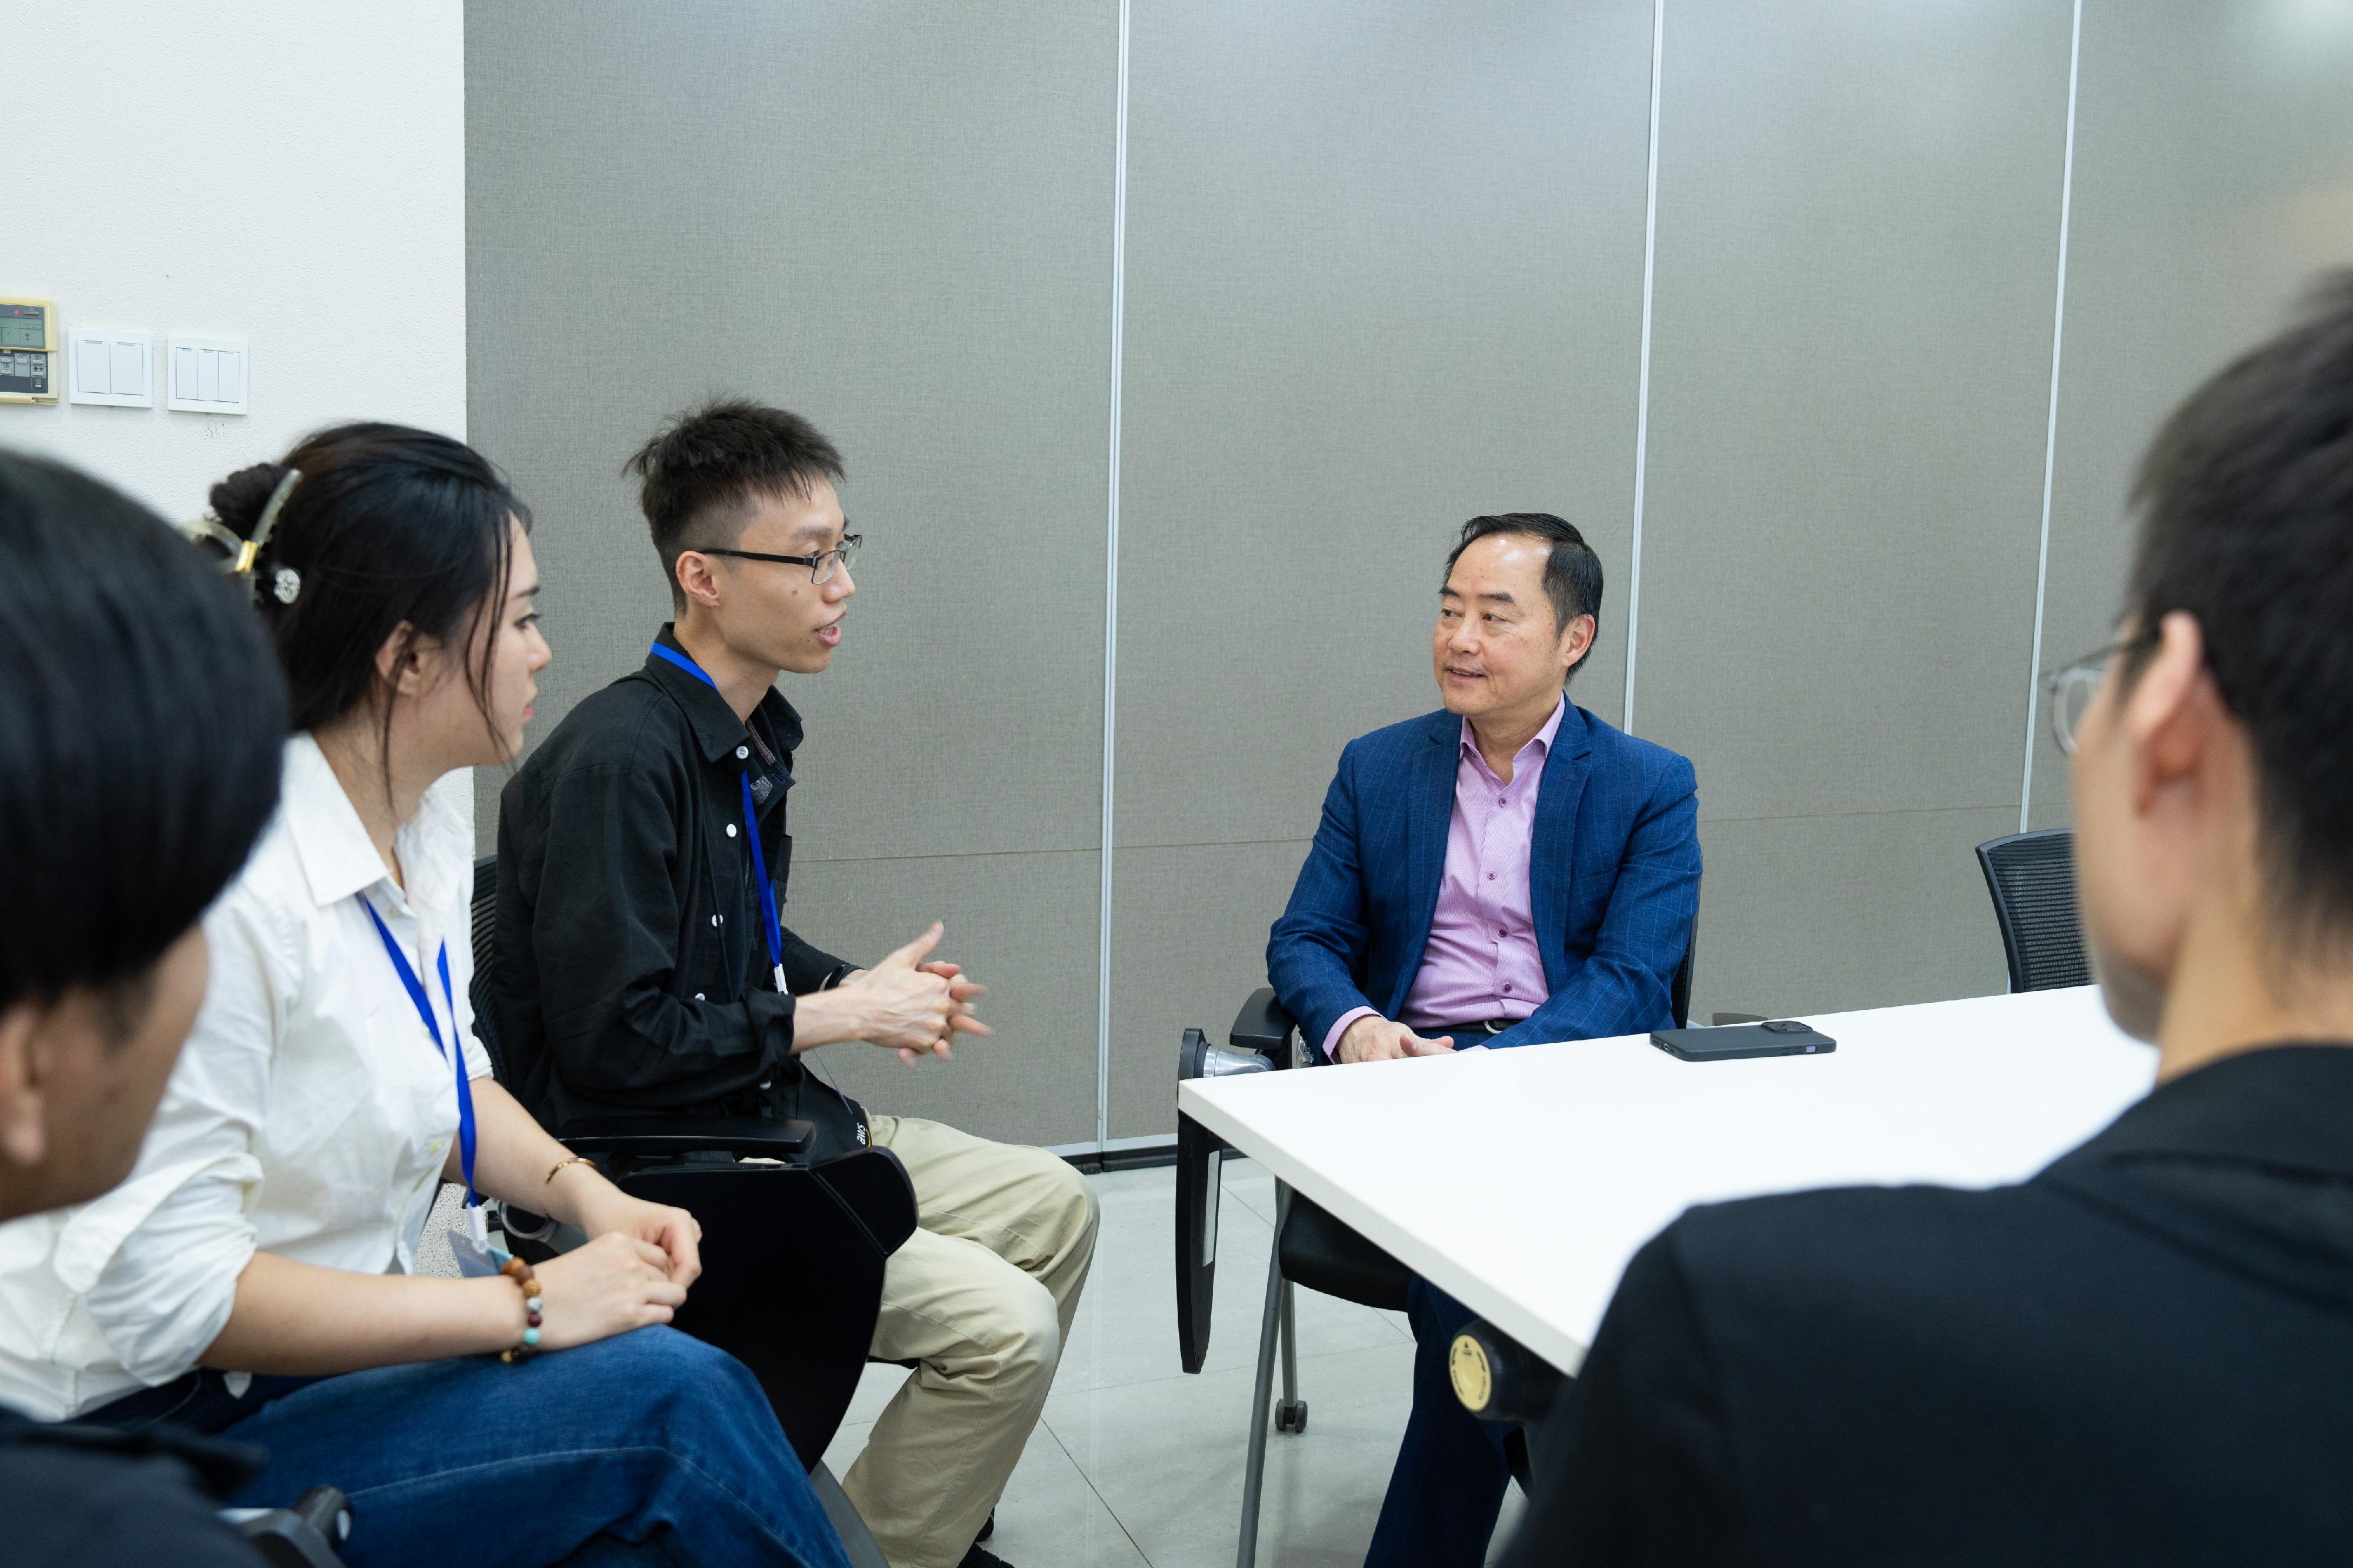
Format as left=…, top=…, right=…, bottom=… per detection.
left=957, top=1545, right=1011, bottom=1568
left=977, top=1511, right=995, bottom=1543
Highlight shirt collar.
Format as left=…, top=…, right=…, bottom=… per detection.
left=280, top=734, right=468, bottom=914
left=1458, top=693, right=1569, bottom=771
left=645, top=623, right=805, bottom=765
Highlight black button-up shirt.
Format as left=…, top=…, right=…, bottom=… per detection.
left=491, top=625, right=859, bottom=1133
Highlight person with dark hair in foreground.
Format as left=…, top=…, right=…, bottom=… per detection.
left=1504, top=275, right=2353, bottom=1566
left=1267, top=512, right=1701, bottom=1567
left=0, top=451, right=285, bottom=1565
left=492, top=399, right=1098, bottom=1568
left=0, top=426, right=851, bottom=1568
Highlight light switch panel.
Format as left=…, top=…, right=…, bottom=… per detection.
left=165, top=333, right=248, bottom=415
left=66, top=326, right=153, bottom=408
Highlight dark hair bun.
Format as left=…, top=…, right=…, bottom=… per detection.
left=208, top=461, right=297, bottom=542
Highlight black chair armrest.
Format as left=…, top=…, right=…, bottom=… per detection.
left=1229, top=987, right=1299, bottom=1061
left=561, top=1117, right=815, bottom=1159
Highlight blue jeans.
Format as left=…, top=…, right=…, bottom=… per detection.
left=91, top=1327, right=849, bottom=1568
left=1364, top=1278, right=1514, bottom=1568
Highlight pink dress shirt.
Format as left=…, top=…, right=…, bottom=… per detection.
left=1322, top=696, right=1565, bottom=1060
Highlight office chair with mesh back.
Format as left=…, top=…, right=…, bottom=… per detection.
left=466, top=857, right=911, bottom=1568
left=1975, top=830, right=2090, bottom=993
left=1175, top=904, right=1698, bottom=1568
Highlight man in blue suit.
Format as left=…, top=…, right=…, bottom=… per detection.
left=1267, top=512, right=1700, bottom=1567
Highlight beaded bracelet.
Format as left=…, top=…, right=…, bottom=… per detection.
left=492, top=1249, right=544, bottom=1365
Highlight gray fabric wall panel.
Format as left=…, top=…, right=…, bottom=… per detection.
left=1688, top=808, right=2014, bottom=1025
left=468, top=0, right=1116, bottom=862
left=1107, top=842, right=1314, bottom=1140
left=781, top=852, right=1104, bottom=1148
left=1633, top=0, right=2072, bottom=1015
left=1105, top=0, right=1657, bottom=1135
left=461, top=3, right=2345, bottom=1150
left=465, top=1, right=1115, bottom=1146
left=2027, top=1, right=2353, bottom=827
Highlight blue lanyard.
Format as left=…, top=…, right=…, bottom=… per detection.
left=360, top=896, right=478, bottom=1210
left=650, top=639, right=789, bottom=991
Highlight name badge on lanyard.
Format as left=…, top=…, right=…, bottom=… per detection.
left=650, top=639, right=791, bottom=992
left=360, top=895, right=491, bottom=1263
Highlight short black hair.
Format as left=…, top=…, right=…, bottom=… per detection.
left=1445, top=513, right=1606, bottom=678
left=0, top=452, right=286, bottom=1025
left=196, top=423, right=529, bottom=767
left=2124, top=269, right=2353, bottom=947
left=625, top=399, right=846, bottom=608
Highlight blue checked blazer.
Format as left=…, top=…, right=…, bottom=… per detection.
left=1267, top=702, right=1701, bottom=1059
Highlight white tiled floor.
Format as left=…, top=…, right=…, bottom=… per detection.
left=822, top=1162, right=1526, bottom=1568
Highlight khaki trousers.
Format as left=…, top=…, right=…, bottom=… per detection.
left=840, top=1115, right=1100, bottom=1568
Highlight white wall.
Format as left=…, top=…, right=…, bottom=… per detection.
left=8, top=4, right=467, bottom=521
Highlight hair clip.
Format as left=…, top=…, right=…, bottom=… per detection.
left=181, top=467, right=304, bottom=600
left=241, top=468, right=302, bottom=573
left=179, top=516, right=246, bottom=557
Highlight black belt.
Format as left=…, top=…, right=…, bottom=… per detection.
left=1432, top=1017, right=1525, bottom=1036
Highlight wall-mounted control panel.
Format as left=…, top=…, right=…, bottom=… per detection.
left=68, top=326, right=155, bottom=408
left=167, top=333, right=248, bottom=416
left=0, top=298, right=59, bottom=403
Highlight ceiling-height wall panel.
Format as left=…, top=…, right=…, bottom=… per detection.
left=1634, top=0, right=2073, bottom=1015
left=1106, top=0, right=1657, bottom=1135
left=2029, top=0, right=2353, bottom=826
left=467, top=0, right=1118, bottom=1146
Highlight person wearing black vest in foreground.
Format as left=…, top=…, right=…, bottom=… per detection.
left=0, top=453, right=287, bottom=1566
left=1502, top=274, right=2353, bottom=1566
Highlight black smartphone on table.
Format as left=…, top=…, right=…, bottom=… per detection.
left=1651, top=1019, right=1837, bottom=1062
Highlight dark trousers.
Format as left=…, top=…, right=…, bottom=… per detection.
left=1364, top=1277, right=1515, bottom=1568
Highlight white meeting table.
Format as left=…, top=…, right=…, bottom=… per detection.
left=1176, top=986, right=2155, bottom=1376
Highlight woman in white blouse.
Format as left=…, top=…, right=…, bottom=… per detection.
left=0, top=425, right=848, bottom=1568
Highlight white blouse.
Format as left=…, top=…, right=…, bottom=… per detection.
left=0, top=735, right=491, bottom=1421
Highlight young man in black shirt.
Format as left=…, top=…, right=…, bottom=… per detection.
left=0, top=454, right=288, bottom=1566
left=494, top=401, right=1097, bottom=1568
left=1504, top=276, right=2353, bottom=1564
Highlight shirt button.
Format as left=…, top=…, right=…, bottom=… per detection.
left=736, top=746, right=749, bottom=760
left=726, top=823, right=738, bottom=838
left=712, top=914, right=722, bottom=926
left=1497, top=796, right=1507, bottom=806
left=1486, top=872, right=1496, bottom=881
left=694, top=993, right=706, bottom=1001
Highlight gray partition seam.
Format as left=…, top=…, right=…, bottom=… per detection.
left=2017, top=0, right=2085, bottom=832
left=1622, top=0, right=1668, bottom=738
left=1094, top=0, right=1133, bottom=1153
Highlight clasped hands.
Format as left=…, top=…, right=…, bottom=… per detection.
left=528, top=1169, right=702, bottom=1350
left=795, top=921, right=994, bottom=1063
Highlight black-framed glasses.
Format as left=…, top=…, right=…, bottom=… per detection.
left=699, top=532, right=861, bottom=585
left=2044, top=625, right=2158, bottom=755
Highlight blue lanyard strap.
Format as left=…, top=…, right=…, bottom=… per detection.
left=651, top=639, right=789, bottom=989
left=360, top=896, right=478, bottom=1209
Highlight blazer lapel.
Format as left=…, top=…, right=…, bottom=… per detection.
left=1390, top=714, right=1458, bottom=1015
left=1529, top=705, right=1594, bottom=992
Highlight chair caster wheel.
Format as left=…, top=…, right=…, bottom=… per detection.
left=1275, top=1399, right=1308, bottom=1433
